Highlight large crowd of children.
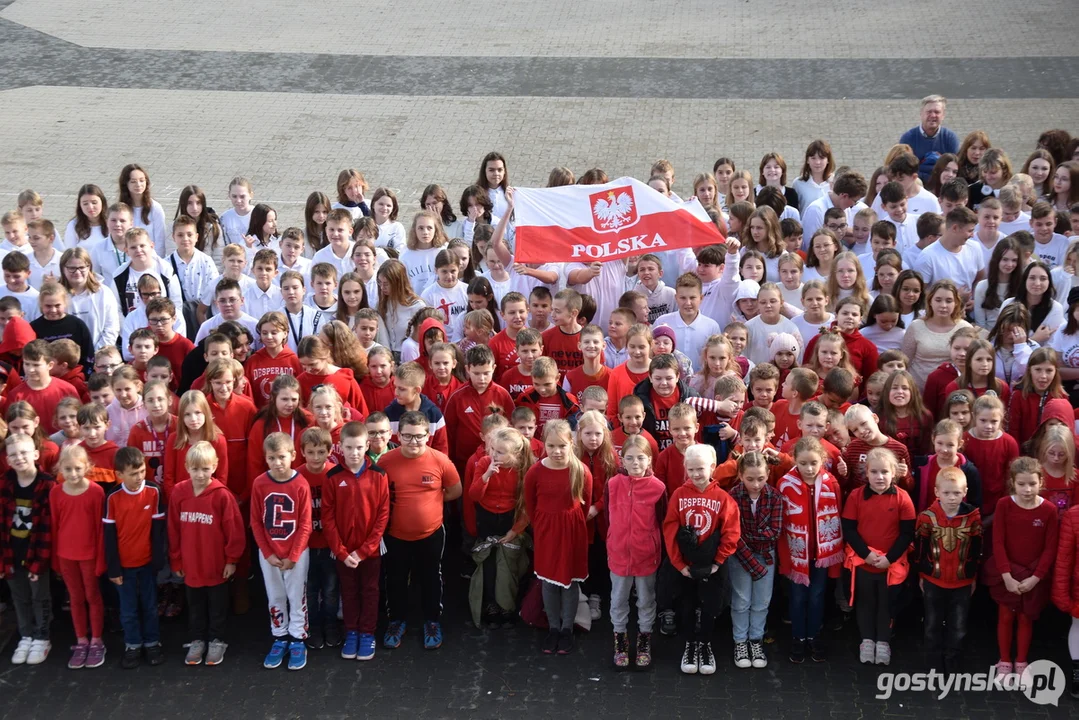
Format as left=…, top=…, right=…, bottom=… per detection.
left=2, top=96, right=1079, bottom=698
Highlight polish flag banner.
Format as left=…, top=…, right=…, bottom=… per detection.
left=512, top=177, right=724, bottom=263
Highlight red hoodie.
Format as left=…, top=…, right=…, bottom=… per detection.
left=167, top=478, right=246, bottom=587
left=59, top=366, right=90, bottom=403
left=246, top=411, right=314, bottom=485
left=163, top=433, right=229, bottom=500
left=1007, top=390, right=1073, bottom=450
left=321, top=461, right=389, bottom=561
left=415, top=318, right=448, bottom=373
left=923, top=362, right=960, bottom=419
left=297, top=367, right=368, bottom=417
left=244, top=346, right=301, bottom=408
left=208, top=393, right=258, bottom=503
left=444, top=381, right=516, bottom=468
left=360, top=376, right=395, bottom=415
left=662, top=479, right=740, bottom=572
left=803, top=326, right=877, bottom=391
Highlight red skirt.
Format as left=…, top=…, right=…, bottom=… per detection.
left=532, top=506, right=588, bottom=588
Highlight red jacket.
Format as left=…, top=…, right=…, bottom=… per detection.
left=163, top=434, right=229, bottom=500
left=359, top=377, right=395, bottom=415
left=444, top=382, right=516, bottom=468
left=1007, top=391, right=1073, bottom=450
left=249, top=471, right=312, bottom=563
left=662, top=480, right=740, bottom=572
left=167, top=478, right=246, bottom=587
left=1053, top=505, right=1079, bottom=618
left=604, top=473, right=667, bottom=576
left=321, top=462, right=389, bottom=562
left=923, top=362, right=959, bottom=419
left=297, top=367, right=368, bottom=417
left=208, top=394, right=258, bottom=503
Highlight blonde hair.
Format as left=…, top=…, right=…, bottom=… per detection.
left=1034, top=424, right=1076, bottom=485
left=544, top=420, right=587, bottom=503
left=309, top=385, right=345, bottom=427
left=826, top=251, right=870, bottom=311
left=185, top=440, right=219, bottom=469
left=491, top=427, right=535, bottom=520
left=575, top=410, right=617, bottom=479
left=406, top=210, right=449, bottom=251
left=58, top=444, right=91, bottom=475
left=619, top=433, right=653, bottom=460
left=865, top=447, right=899, bottom=480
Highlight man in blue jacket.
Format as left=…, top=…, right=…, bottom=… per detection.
left=899, top=95, right=960, bottom=182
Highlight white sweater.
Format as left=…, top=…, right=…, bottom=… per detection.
left=69, top=286, right=121, bottom=350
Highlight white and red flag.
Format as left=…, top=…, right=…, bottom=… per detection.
left=512, top=177, right=725, bottom=263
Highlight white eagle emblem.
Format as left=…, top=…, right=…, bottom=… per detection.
left=590, top=186, right=638, bottom=233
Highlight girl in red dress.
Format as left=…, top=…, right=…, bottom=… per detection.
left=525, top=419, right=592, bottom=656
left=575, top=410, right=617, bottom=622
left=1033, top=422, right=1077, bottom=516
left=878, top=370, right=933, bottom=459
left=983, top=457, right=1059, bottom=677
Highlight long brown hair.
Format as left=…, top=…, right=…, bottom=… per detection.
left=253, top=375, right=310, bottom=438
left=118, top=163, right=154, bottom=224
left=544, top=420, right=587, bottom=504
left=321, top=320, right=368, bottom=379
left=957, top=338, right=1004, bottom=395
left=1019, top=347, right=1065, bottom=397
left=878, top=370, right=929, bottom=438
left=176, top=185, right=221, bottom=253
left=73, top=184, right=108, bottom=240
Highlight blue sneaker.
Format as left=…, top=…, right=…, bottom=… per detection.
left=357, top=633, right=376, bottom=661
left=287, top=641, right=307, bottom=670
left=264, top=639, right=288, bottom=669
left=383, top=621, right=406, bottom=649
left=340, top=631, right=359, bottom=659
left=423, top=622, right=443, bottom=650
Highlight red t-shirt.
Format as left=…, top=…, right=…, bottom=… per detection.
left=378, top=447, right=461, bottom=541
left=488, top=330, right=519, bottom=378
left=156, top=333, right=196, bottom=387
left=499, top=365, right=533, bottom=399
left=649, top=389, right=680, bottom=451
left=841, top=485, right=916, bottom=572
left=127, top=416, right=177, bottom=487
left=769, top=399, right=802, bottom=449
left=563, top=364, right=610, bottom=404
left=541, top=326, right=583, bottom=377
left=6, top=377, right=78, bottom=435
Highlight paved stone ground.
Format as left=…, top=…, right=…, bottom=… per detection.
left=1, top=561, right=1075, bottom=719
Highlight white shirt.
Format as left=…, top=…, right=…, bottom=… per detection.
left=871, top=186, right=941, bottom=218
left=972, top=280, right=1011, bottom=331
left=383, top=299, right=427, bottom=349
left=913, top=239, right=985, bottom=291
left=1033, top=233, right=1070, bottom=268
left=998, top=212, right=1031, bottom=238
left=881, top=214, right=921, bottom=254
left=28, top=249, right=62, bottom=287
left=634, top=281, right=677, bottom=324
left=420, top=280, right=469, bottom=342
left=399, top=247, right=441, bottom=295
left=311, top=243, right=354, bottom=278
left=0, top=242, right=31, bottom=256
left=69, top=286, right=121, bottom=350
left=653, top=311, right=721, bottom=372
left=699, top=259, right=740, bottom=324
left=1001, top=297, right=1066, bottom=333
left=374, top=221, right=406, bottom=254
left=800, top=194, right=868, bottom=251
left=744, top=315, right=804, bottom=365
left=194, top=311, right=260, bottom=345
left=790, top=312, right=833, bottom=350
left=166, top=249, right=219, bottom=306
left=567, top=259, right=628, bottom=330
left=283, top=305, right=330, bottom=353
left=120, top=307, right=187, bottom=360
left=199, top=273, right=258, bottom=312
left=483, top=274, right=514, bottom=307
left=246, top=283, right=284, bottom=320
left=131, top=200, right=170, bottom=257
left=63, top=219, right=107, bottom=250
left=860, top=323, right=906, bottom=352
left=218, top=208, right=253, bottom=247
left=971, top=229, right=1006, bottom=267
left=1049, top=326, right=1079, bottom=368
left=792, top=177, right=830, bottom=213
left=87, top=236, right=129, bottom=282
left=276, top=256, right=313, bottom=287
left=0, top=287, right=39, bottom=322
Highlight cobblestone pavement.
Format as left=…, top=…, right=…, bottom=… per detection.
left=0, top=568, right=1074, bottom=719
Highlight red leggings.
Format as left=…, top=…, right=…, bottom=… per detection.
left=59, top=558, right=104, bottom=640
left=997, top=605, right=1034, bottom=663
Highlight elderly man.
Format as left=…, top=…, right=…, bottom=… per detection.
left=900, top=95, right=960, bottom=182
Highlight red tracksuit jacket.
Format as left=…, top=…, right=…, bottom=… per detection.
left=167, top=478, right=246, bottom=587
left=321, top=462, right=390, bottom=562
left=444, top=382, right=516, bottom=468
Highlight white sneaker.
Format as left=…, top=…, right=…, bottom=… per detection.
left=698, top=641, right=717, bottom=675
left=588, top=594, right=602, bottom=621
left=680, top=641, right=698, bottom=674
left=26, top=639, right=51, bottom=665
left=11, top=637, right=32, bottom=664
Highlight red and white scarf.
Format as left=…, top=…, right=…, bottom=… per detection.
left=777, top=469, right=844, bottom=585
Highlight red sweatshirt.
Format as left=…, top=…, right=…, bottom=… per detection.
left=992, top=495, right=1058, bottom=579
left=488, top=330, right=519, bottom=379
left=469, top=456, right=528, bottom=535
left=662, top=480, right=741, bottom=571
left=297, top=367, right=368, bottom=417
left=359, top=377, right=395, bottom=415
left=922, top=362, right=959, bottom=419
left=167, top=478, right=246, bottom=587
left=444, top=382, right=516, bottom=468
left=208, top=394, right=258, bottom=503
left=321, top=462, right=390, bottom=561
left=59, top=366, right=90, bottom=403
left=421, top=375, right=465, bottom=414
left=6, top=377, right=78, bottom=434
left=246, top=412, right=313, bottom=486
left=962, top=432, right=1019, bottom=519
left=49, top=482, right=105, bottom=570
left=563, top=364, right=610, bottom=404
left=249, top=471, right=312, bottom=563
left=298, top=460, right=335, bottom=550
left=1007, top=391, right=1073, bottom=450
left=83, top=441, right=120, bottom=492
left=156, top=333, right=195, bottom=386
left=163, top=433, right=229, bottom=500
left=612, top=427, right=659, bottom=458
left=127, top=416, right=177, bottom=488
left=244, top=346, right=301, bottom=409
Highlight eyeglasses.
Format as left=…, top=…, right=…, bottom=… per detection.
left=368, top=430, right=390, bottom=436
left=401, top=432, right=428, bottom=443
left=147, top=316, right=171, bottom=326
left=65, top=265, right=90, bottom=273
left=218, top=297, right=240, bottom=305
left=139, top=291, right=161, bottom=300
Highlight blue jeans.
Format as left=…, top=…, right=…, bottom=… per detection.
left=306, top=547, right=339, bottom=630
left=788, top=565, right=828, bottom=641
left=117, top=565, right=160, bottom=648
left=728, top=556, right=776, bottom=642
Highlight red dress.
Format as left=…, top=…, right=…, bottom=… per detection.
left=524, top=463, right=593, bottom=588
left=984, top=496, right=1059, bottom=616
left=1042, top=473, right=1078, bottom=518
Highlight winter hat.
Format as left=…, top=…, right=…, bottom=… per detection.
left=734, top=280, right=760, bottom=302
left=652, top=325, right=677, bottom=350
left=768, top=332, right=801, bottom=361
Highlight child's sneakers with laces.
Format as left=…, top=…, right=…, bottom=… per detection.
left=874, top=641, right=891, bottom=666
left=635, top=632, right=652, bottom=668
left=85, top=641, right=106, bottom=668
left=859, top=639, right=875, bottom=664
left=383, top=621, right=406, bottom=649
left=26, top=640, right=50, bottom=665
left=68, top=643, right=89, bottom=669
left=185, top=640, right=206, bottom=665
left=205, top=639, right=227, bottom=666
left=749, top=640, right=768, bottom=668
left=680, top=641, right=698, bottom=674
left=613, top=632, right=629, bottom=668
left=659, top=610, right=677, bottom=636
left=264, top=639, right=288, bottom=669
left=733, top=641, right=751, bottom=668
left=588, top=594, right=602, bottom=621
left=423, top=622, right=443, bottom=650
left=287, top=641, right=307, bottom=670
left=698, top=642, right=717, bottom=675
left=12, top=637, right=32, bottom=664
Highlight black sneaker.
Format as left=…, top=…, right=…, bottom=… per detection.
left=809, top=637, right=826, bottom=662
left=324, top=622, right=342, bottom=648
left=305, top=625, right=325, bottom=650
left=145, top=643, right=165, bottom=666
left=121, top=647, right=141, bottom=669
left=542, top=630, right=559, bottom=655
left=680, top=641, right=698, bottom=674
left=556, top=629, right=575, bottom=655
left=659, top=610, right=677, bottom=636
left=698, top=641, right=716, bottom=675
left=789, top=638, right=806, bottom=664
left=1070, top=661, right=1079, bottom=699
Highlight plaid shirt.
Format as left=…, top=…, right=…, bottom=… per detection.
left=729, top=482, right=783, bottom=579
left=0, top=471, right=56, bottom=576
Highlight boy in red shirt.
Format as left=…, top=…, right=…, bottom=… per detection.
left=245, top=311, right=301, bottom=409
left=635, top=354, right=693, bottom=451
left=48, top=339, right=90, bottom=402
left=78, top=403, right=121, bottom=492
left=128, top=329, right=158, bottom=381
left=611, top=395, right=660, bottom=458
left=748, top=363, right=780, bottom=410
left=541, top=288, right=584, bottom=377
left=509, top=408, right=543, bottom=458
left=146, top=297, right=194, bottom=383
left=105, top=447, right=167, bottom=668
left=714, top=415, right=794, bottom=488
left=515, top=356, right=580, bottom=438
left=322, top=422, right=390, bottom=662
left=488, top=291, right=528, bottom=378
left=6, top=339, right=79, bottom=435
left=498, top=328, right=542, bottom=398
left=771, top=368, right=817, bottom=449
left=654, top=404, right=701, bottom=497
left=297, top=427, right=339, bottom=651
left=250, top=432, right=313, bottom=670
left=168, top=442, right=245, bottom=667
left=563, top=324, right=609, bottom=403
left=444, top=345, right=515, bottom=473
left=780, top=401, right=846, bottom=479
left=421, top=342, right=464, bottom=413
left=359, top=346, right=396, bottom=414
left=842, top=404, right=913, bottom=495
